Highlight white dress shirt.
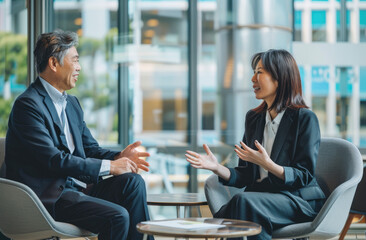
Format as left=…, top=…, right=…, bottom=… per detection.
left=257, top=109, right=286, bottom=182
left=39, top=77, right=110, bottom=176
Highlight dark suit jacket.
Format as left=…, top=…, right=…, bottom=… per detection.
left=220, top=108, right=325, bottom=203
left=5, top=78, right=119, bottom=215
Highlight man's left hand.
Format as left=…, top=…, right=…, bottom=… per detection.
left=114, top=141, right=150, bottom=172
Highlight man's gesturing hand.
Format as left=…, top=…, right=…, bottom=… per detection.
left=114, top=141, right=150, bottom=172
left=110, top=157, right=138, bottom=175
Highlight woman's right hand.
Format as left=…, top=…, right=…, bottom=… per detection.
left=185, top=144, right=219, bottom=172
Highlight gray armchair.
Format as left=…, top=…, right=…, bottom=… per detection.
left=339, top=164, right=366, bottom=240
left=204, top=137, right=363, bottom=239
left=0, top=138, right=96, bottom=240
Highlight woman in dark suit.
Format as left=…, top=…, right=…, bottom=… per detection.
left=186, top=49, right=325, bottom=240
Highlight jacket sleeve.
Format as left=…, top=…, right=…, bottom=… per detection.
left=268, top=109, right=321, bottom=190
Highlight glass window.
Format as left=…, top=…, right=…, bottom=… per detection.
left=128, top=1, right=189, bottom=147
left=312, top=10, right=327, bottom=42
left=294, top=10, right=302, bottom=41
left=360, top=10, right=366, bottom=42
left=126, top=0, right=191, bottom=206
left=336, top=10, right=350, bottom=42
left=0, top=1, right=28, bottom=137
left=335, top=67, right=353, bottom=141
left=197, top=0, right=220, bottom=190
left=311, top=66, right=330, bottom=132
left=360, top=67, right=366, bottom=146
left=199, top=1, right=217, bottom=146
left=53, top=0, right=119, bottom=145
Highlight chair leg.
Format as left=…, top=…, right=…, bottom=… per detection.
left=339, top=213, right=356, bottom=240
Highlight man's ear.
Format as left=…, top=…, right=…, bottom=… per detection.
left=48, top=57, right=58, bottom=72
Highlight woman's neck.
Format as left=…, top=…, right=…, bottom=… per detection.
left=269, top=109, right=278, bottom=120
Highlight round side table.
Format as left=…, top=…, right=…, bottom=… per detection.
left=137, top=217, right=262, bottom=240
left=147, top=193, right=208, bottom=217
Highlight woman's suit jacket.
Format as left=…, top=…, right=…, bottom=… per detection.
left=5, top=78, right=119, bottom=216
left=220, top=107, right=325, bottom=203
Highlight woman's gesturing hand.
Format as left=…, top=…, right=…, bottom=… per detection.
left=234, top=140, right=271, bottom=169
left=235, top=140, right=285, bottom=180
left=185, top=144, right=219, bottom=172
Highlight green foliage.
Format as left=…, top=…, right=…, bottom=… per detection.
left=0, top=32, right=27, bottom=137
left=0, top=98, right=13, bottom=136
left=78, top=37, right=102, bottom=57
left=105, top=28, right=118, bottom=61
left=0, top=32, right=27, bottom=84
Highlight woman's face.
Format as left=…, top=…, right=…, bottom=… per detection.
left=252, top=59, right=278, bottom=107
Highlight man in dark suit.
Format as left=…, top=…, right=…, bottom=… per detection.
left=5, top=30, right=153, bottom=240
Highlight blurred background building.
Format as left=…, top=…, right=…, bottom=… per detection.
left=1, top=0, right=366, bottom=218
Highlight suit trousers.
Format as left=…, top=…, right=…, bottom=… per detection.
left=214, top=191, right=318, bottom=240
left=54, top=173, right=153, bottom=240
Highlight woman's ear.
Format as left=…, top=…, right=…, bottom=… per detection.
left=48, top=56, right=58, bottom=72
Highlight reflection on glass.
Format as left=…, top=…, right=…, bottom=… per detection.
left=127, top=0, right=189, bottom=146
left=311, top=66, right=329, bottom=133
left=312, top=10, right=326, bottom=42
left=0, top=1, right=27, bottom=137
left=335, top=67, right=353, bottom=141
left=54, top=0, right=119, bottom=145
left=360, top=10, right=366, bottom=42
left=336, top=10, right=350, bottom=42
left=294, top=10, right=302, bottom=41
left=199, top=1, right=219, bottom=146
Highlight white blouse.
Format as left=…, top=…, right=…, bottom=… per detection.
left=257, top=109, right=286, bottom=182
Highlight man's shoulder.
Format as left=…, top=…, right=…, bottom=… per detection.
left=66, top=94, right=82, bottom=109
left=14, top=82, right=42, bottom=105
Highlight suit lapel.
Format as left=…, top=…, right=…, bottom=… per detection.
left=34, top=78, right=63, bottom=132
left=251, top=112, right=266, bottom=179
left=65, top=97, right=83, bottom=155
left=270, top=108, right=295, bottom=163
left=253, top=112, right=266, bottom=149
left=34, top=78, right=68, bottom=149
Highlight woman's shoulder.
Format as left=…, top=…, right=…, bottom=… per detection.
left=297, top=107, right=318, bottom=119
left=289, top=108, right=319, bottom=127
left=246, top=109, right=263, bottom=120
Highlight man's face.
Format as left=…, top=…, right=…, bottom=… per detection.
left=56, top=46, right=81, bottom=92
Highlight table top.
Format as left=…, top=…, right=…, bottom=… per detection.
left=136, top=217, right=262, bottom=238
left=147, top=193, right=208, bottom=206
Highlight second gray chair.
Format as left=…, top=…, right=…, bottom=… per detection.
left=0, top=138, right=96, bottom=240
left=338, top=164, right=366, bottom=240
left=204, top=137, right=363, bottom=239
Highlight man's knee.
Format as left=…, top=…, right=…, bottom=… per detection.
left=118, top=173, right=145, bottom=185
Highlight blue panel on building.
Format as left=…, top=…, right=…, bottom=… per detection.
left=312, top=66, right=329, bottom=96
left=360, top=67, right=366, bottom=99
left=312, top=11, right=326, bottom=29
left=335, top=67, right=353, bottom=97
left=360, top=10, right=366, bottom=26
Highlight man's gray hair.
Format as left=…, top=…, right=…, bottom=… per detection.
left=34, top=30, right=78, bottom=73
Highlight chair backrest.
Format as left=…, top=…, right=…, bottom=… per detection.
left=350, top=164, right=366, bottom=214
left=0, top=178, right=95, bottom=240
left=315, top=138, right=363, bottom=200
left=0, top=137, right=5, bottom=178
left=0, top=137, right=95, bottom=240
left=302, top=137, right=363, bottom=237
